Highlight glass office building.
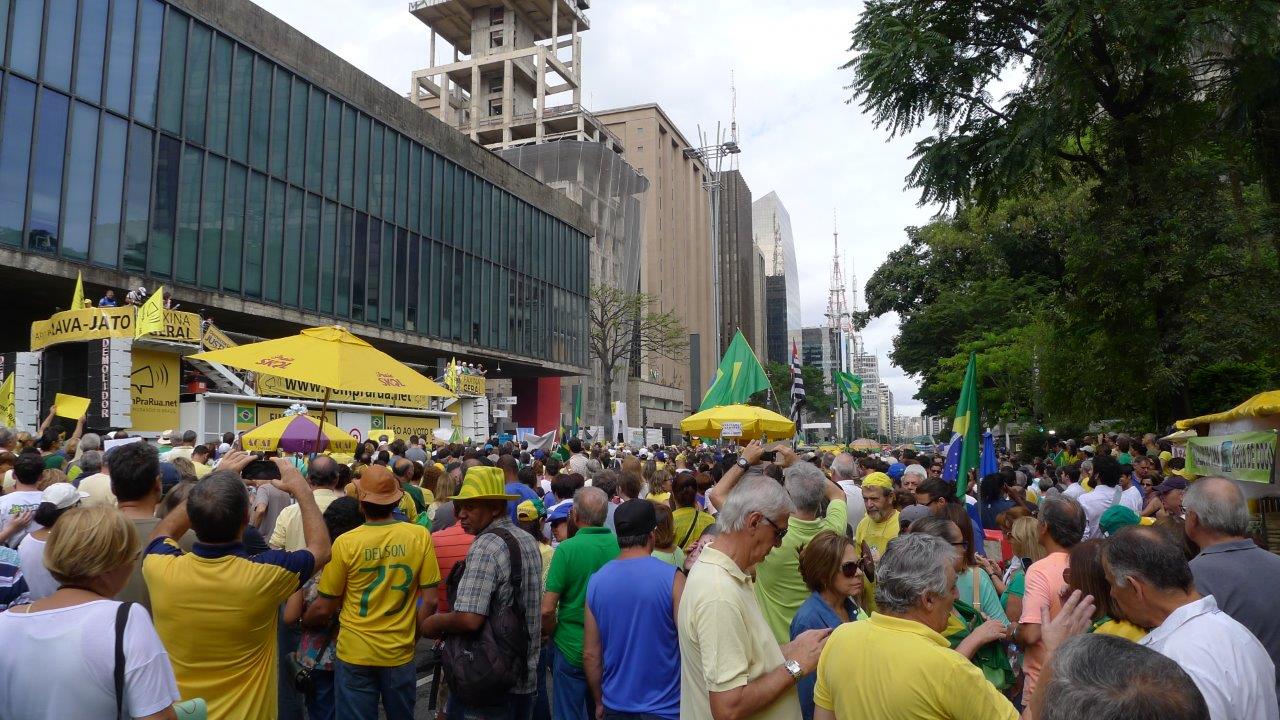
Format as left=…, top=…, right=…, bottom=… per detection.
left=0, top=0, right=589, bottom=368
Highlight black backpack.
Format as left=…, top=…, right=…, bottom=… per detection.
left=443, top=525, right=530, bottom=704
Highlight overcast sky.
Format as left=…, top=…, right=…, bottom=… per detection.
left=251, top=0, right=937, bottom=416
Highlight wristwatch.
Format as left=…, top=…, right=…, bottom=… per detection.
left=736, top=457, right=751, bottom=469
left=783, top=659, right=804, bottom=682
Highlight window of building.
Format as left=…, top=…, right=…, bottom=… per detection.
left=490, top=7, right=504, bottom=24
left=490, top=30, right=503, bottom=49
left=489, top=77, right=503, bottom=94
left=489, top=99, right=502, bottom=117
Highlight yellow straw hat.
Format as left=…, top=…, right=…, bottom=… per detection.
left=449, top=466, right=520, bottom=501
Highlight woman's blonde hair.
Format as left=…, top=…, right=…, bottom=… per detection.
left=1010, top=516, right=1046, bottom=563
left=38, top=468, right=68, bottom=491
left=170, top=456, right=198, bottom=483
left=43, top=506, right=139, bottom=585
left=434, top=468, right=459, bottom=503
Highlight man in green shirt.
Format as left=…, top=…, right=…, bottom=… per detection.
left=542, top=486, right=619, bottom=720
left=753, top=459, right=848, bottom=644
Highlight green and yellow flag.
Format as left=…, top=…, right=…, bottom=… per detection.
left=570, top=384, right=583, bottom=438
left=699, top=330, right=770, bottom=411
left=0, top=373, right=14, bottom=428
left=833, top=370, right=863, bottom=410
left=953, top=352, right=981, bottom=499
left=134, top=286, right=166, bottom=339
left=70, top=271, right=84, bottom=310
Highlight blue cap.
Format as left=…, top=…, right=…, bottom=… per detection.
left=548, top=502, right=573, bottom=523
left=159, top=462, right=180, bottom=491
left=484, top=444, right=494, bottom=451
left=532, top=449, right=545, bottom=459
left=656, top=451, right=668, bottom=461
left=888, top=463, right=906, bottom=481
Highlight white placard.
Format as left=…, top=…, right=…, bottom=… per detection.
left=721, top=422, right=743, bottom=438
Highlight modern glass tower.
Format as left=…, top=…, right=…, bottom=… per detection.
left=0, top=0, right=594, bottom=395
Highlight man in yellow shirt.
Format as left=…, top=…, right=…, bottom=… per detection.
left=144, top=454, right=330, bottom=720
left=308, top=465, right=442, bottom=718
left=853, top=472, right=899, bottom=611
left=813, top=532, right=1095, bottom=720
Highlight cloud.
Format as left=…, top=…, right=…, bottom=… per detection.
left=249, top=0, right=935, bottom=416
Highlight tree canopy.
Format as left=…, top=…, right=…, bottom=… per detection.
left=848, top=0, right=1280, bottom=429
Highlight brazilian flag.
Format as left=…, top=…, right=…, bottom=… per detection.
left=833, top=371, right=863, bottom=410
left=953, top=352, right=981, bottom=499
left=700, top=330, right=770, bottom=411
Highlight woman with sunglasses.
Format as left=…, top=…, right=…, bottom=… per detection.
left=789, top=530, right=869, bottom=720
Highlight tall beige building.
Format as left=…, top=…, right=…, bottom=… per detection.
left=595, top=104, right=717, bottom=427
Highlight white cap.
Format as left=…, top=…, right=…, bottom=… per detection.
left=42, top=482, right=89, bottom=510
left=1080, top=445, right=1096, bottom=454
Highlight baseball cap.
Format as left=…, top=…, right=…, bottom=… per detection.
left=1080, top=445, right=1096, bottom=455
left=898, top=504, right=931, bottom=528
left=354, top=465, right=404, bottom=505
left=42, top=482, right=88, bottom=510
left=548, top=502, right=573, bottom=524
left=516, top=499, right=546, bottom=523
left=614, top=499, right=657, bottom=537
left=887, top=463, right=906, bottom=481
left=1099, top=505, right=1153, bottom=536
left=1154, top=476, right=1188, bottom=495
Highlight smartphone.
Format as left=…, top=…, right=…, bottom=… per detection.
left=760, top=451, right=778, bottom=462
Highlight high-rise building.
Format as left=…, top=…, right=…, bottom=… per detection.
left=406, top=1, right=649, bottom=434
left=878, top=383, right=894, bottom=442
left=717, top=169, right=762, bottom=355
left=595, top=104, right=716, bottom=426
left=407, top=0, right=621, bottom=152
left=753, top=192, right=800, bottom=365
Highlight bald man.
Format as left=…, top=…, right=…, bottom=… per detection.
left=270, top=455, right=343, bottom=552
left=1186, top=477, right=1280, bottom=695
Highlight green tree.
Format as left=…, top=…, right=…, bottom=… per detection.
left=848, top=0, right=1280, bottom=428
left=755, top=362, right=834, bottom=423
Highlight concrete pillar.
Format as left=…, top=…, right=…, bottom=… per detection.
left=469, top=65, right=480, bottom=140
left=503, top=59, right=513, bottom=143
left=429, top=30, right=436, bottom=68
left=572, top=19, right=581, bottom=106
left=551, top=1, right=559, bottom=59
left=437, top=74, right=451, bottom=123
left=535, top=47, right=546, bottom=141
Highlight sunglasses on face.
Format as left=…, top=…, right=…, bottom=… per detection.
left=840, top=561, right=866, bottom=579
left=762, top=515, right=787, bottom=544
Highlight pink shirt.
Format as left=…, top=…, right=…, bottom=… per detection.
left=1018, top=550, right=1069, bottom=699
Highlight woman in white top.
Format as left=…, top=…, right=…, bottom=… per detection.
left=15, top=482, right=88, bottom=600
left=0, top=505, right=180, bottom=720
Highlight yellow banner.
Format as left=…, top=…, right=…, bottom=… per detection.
left=457, top=374, right=486, bottom=396
left=130, top=348, right=180, bottom=432
left=255, top=374, right=435, bottom=410
left=31, top=307, right=201, bottom=350
left=256, top=405, right=337, bottom=426
left=0, top=373, right=13, bottom=429
left=202, top=324, right=237, bottom=351
left=384, top=414, right=441, bottom=438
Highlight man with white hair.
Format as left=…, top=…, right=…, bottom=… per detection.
left=831, top=453, right=864, bottom=534
left=813, top=533, right=1094, bottom=720
left=679, top=473, right=829, bottom=720
left=1186, top=477, right=1280, bottom=695
left=899, top=464, right=927, bottom=494
left=752, top=451, right=848, bottom=644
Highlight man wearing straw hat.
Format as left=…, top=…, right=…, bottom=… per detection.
left=421, top=466, right=543, bottom=719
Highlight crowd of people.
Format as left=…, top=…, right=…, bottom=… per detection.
left=0, top=422, right=1277, bottom=720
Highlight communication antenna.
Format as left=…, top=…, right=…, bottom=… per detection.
left=728, top=70, right=740, bottom=170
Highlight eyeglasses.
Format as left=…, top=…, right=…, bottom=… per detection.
left=762, top=515, right=787, bottom=544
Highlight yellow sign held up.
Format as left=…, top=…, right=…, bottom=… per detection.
left=70, top=271, right=84, bottom=310
left=134, top=286, right=166, bottom=339
left=0, top=374, right=14, bottom=429
left=53, top=393, right=91, bottom=420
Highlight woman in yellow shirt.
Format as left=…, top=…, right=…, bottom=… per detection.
left=669, top=472, right=715, bottom=551
left=1066, top=538, right=1147, bottom=641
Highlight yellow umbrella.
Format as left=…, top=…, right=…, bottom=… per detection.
left=189, top=325, right=452, bottom=397
left=680, top=404, right=795, bottom=440
left=189, top=325, right=452, bottom=450
left=850, top=438, right=880, bottom=450
left=241, top=412, right=357, bottom=455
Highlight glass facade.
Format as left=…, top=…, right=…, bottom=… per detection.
left=0, top=0, right=587, bottom=367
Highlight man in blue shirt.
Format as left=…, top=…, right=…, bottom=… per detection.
left=97, top=289, right=117, bottom=307
left=583, top=500, right=684, bottom=720
left=499, top=455, right=541, bottom=522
